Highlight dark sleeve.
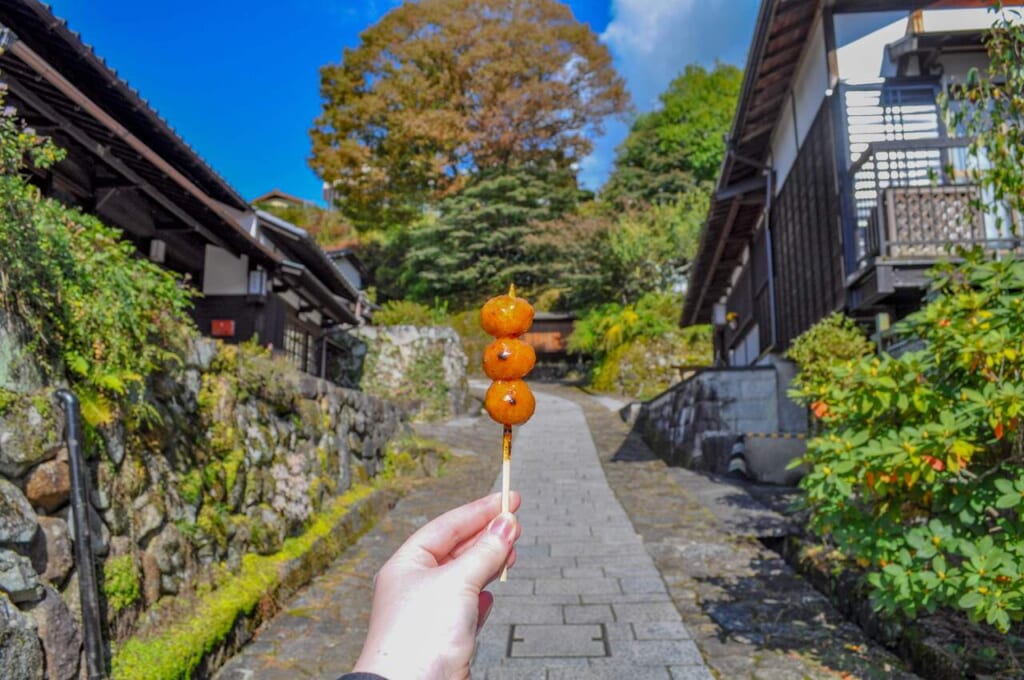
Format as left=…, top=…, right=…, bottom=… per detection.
left=337, top=674, right=388, bottom=680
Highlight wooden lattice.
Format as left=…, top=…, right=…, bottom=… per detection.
left=883, top=185, right=983, bottom=258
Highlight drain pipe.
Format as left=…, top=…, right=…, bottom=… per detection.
left=55, top=390, right=106, bottom=680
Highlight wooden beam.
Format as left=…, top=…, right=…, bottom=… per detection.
left=8, top=39, right=279, bottom=266
left=691, top=197, right=742, bottom=323
left=3, top=74, right=231, bottom=250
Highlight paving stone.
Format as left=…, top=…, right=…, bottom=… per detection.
left=534, top=577, right=621, bottom=596
left=621, top=576, right=669, bottom=594
left=563, top=604, right=613, bottom=624
left=550, top=666, right=672, bottom=680
left=561, top=567, right=604, bottom=579
left=597, top=639, right=704, bottom=666
left=669, top=665, right=717, bottom=680
left=582, top=592, right=673, bottom=605
left=612, top=601, right=687, bottom=623
left=633, top=621, right=692, bottom=640
left=509, top=624, right=605, bottom=658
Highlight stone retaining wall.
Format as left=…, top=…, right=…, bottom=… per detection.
left=335, top=325, right=470, bottom=421
left=635, top=363, right=809, bottom=479
left=0, top=337, right=406, bottom=680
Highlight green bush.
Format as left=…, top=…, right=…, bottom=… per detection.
left=0, top=98, right=194, bottom=427
left=590, top=327, right=712, bottom=400
left=786, top=312, right=875, bottom=407
left=373, top=299, right=449, bottom=326
left=793, top=252, right=1024, bottom=632
left=570, top=292, right=711, bottom=395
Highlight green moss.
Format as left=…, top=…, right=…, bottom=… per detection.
left=0, top=387, right=18, bottom=416
left=110, top=484, right=376, bottom=680
left=197, top=504, right=228, bottom=548
left=179, top=470, right=203, bottom=506
left=222, top=448, right=245, bottom=497
left=103, top=554, right=141, bottom=613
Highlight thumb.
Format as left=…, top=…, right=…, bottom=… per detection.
left=447, top=512, right=518, bottom=591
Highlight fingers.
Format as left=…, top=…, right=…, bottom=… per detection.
left=476, top=591, right=494, bottom=634
left=445, top=512, right=520, bottom=591
left=402, top=492, right=521, bottom=565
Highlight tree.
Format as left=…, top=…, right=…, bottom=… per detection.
left=603, top=63, right=742, bottom=206
left=254, top=201, right=356, bottom=249
left=310, top=0, right=629, bottom=231
left=399, top=164, right=579, bottom=307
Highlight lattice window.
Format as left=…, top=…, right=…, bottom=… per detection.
left=284, top=325, right=308, bottom=373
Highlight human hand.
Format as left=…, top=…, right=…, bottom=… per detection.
left=352, top=491, right=522, bottom=679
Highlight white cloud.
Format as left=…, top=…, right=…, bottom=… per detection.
left=581, top=0, right=760, bottom=190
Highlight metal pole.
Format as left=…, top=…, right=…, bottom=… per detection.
left=55, top=390, right=106, bottom=680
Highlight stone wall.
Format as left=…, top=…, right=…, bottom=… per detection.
left=335, top=325, right=470, bottom=422
left=636, top=365, right=806, bottom=482
left=0, top=337, right=405, bottom=680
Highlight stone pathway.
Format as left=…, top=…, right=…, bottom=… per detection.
left=216, top=384, right=922, bottom=680
left=471, top=390, right=712, bottom=679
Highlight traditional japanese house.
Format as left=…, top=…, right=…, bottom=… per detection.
left=641, top=0, right=1022, bottom=479
left=0, top=0, right=361, bottom=379
left=683, top=0, right=1022, bottom=366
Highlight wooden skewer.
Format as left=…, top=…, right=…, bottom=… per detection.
left=500, top=423, right=512, bottom=582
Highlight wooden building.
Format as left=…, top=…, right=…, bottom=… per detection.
left=0, top=0, right=362, bottom=379
left=683, top=0, right=1023, bottom=366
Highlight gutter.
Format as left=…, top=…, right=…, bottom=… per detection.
left=256, top=210, right=361, bottom=302
left=278, top=260, right=358, bottom=326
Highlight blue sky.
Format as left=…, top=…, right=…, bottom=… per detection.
left=46, top=0, right=758, bottom=204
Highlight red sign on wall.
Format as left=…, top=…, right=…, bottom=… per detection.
left=211, top=319, right=236, bottom=337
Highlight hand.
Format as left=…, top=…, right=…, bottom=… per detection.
left=353, top=491, right=522, bottom=679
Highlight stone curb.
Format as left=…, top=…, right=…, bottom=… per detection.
left=191, top=485, right=401, bottom=679
left=776, top=535, right=971, bottom=680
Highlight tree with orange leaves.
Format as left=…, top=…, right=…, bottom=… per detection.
left=310, top=0, right=629, bottom=232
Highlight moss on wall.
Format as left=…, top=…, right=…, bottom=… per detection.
left=109, top=484, right=376, bottom=680
left=103, top=554, right=141, bottom=614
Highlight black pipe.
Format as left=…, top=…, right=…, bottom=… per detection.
left=55, top=389, right=106, bottom=680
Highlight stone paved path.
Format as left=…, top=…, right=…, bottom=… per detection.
left=471, top=390, right=712, bottom=680
left=216, top=384, right=921, bottom=680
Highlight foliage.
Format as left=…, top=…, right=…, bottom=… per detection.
left=111, top=485, right=376, bottom=680
left=793, top=253, right=1024, bottom=633
left=254, top=200, right=356, bottom=249
left=0, top=98, right=194, bottom=427
left=570, top=291, right=683, bottom=356
left=310, top=0, right=629, bottom=231
left=373, top=299, right=449, bottom=326
left=590, top=327, right=713, bottom=400
left=602, top=63, right=742, bottom=207
left=445, top=310, right=491, bottom=377
left=103, top=555, right=141, bottom=614
left=786, top=313, right=875, bottom=402
left=400, top=165, right=580, bottom=307
left=944, top=5, right=1024, bottom=229
left=530, top=195, right=706, bottom=309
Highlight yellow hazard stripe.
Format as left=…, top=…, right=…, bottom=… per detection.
left=743, top=432, right=807, bottom=440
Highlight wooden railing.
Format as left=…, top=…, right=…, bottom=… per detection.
left=850, top=138, right=1020, bottom=265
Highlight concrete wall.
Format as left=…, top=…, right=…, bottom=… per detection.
left=637, top=363, right=807, bottom=480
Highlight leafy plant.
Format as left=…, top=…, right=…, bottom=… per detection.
left=793, top=252, right=1024, bottom=632
left=374, top=299, right=449, bottom=326
left=944, top=4, right=1024, bottom=232
left=786, top=313, right=875, bottom=405
left=0, top=97, right=194, bottom=427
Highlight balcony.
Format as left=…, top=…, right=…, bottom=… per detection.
left=847, top=137, right=1020, bottom=309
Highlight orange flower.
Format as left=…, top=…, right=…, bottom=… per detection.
left=811, top=400, right=830, bottom=419
left=923, top=455, right=945, bottom=472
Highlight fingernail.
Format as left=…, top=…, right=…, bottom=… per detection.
left=488, top=513, right=516, bottom=544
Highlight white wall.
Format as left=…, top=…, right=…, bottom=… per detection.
left=835, top=11, right=907, bottom=84
left=770, top=17, right=828, bottom=189
left=202, top=246, right=249, bottom=296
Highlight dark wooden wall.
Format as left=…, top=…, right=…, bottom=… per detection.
left=770, top=100, right=846, bottom=351
left=191, top=293, right=288, bottom=348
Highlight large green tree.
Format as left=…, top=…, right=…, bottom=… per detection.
left=399, top=164, right=579, bottom=306
left=311, top=0, right=629, bottom=231
left=603, top=63, right=742, bottom=206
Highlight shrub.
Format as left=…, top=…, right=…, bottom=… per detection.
left=374, top=299, right=448, bottom=326
left=786, top=313, right=875, bottom=405
left=793, top=252, right=1024, bottom=632
left=570, top=292, right=711, bottom=395
left=0, top=98, right=194, bottom=427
